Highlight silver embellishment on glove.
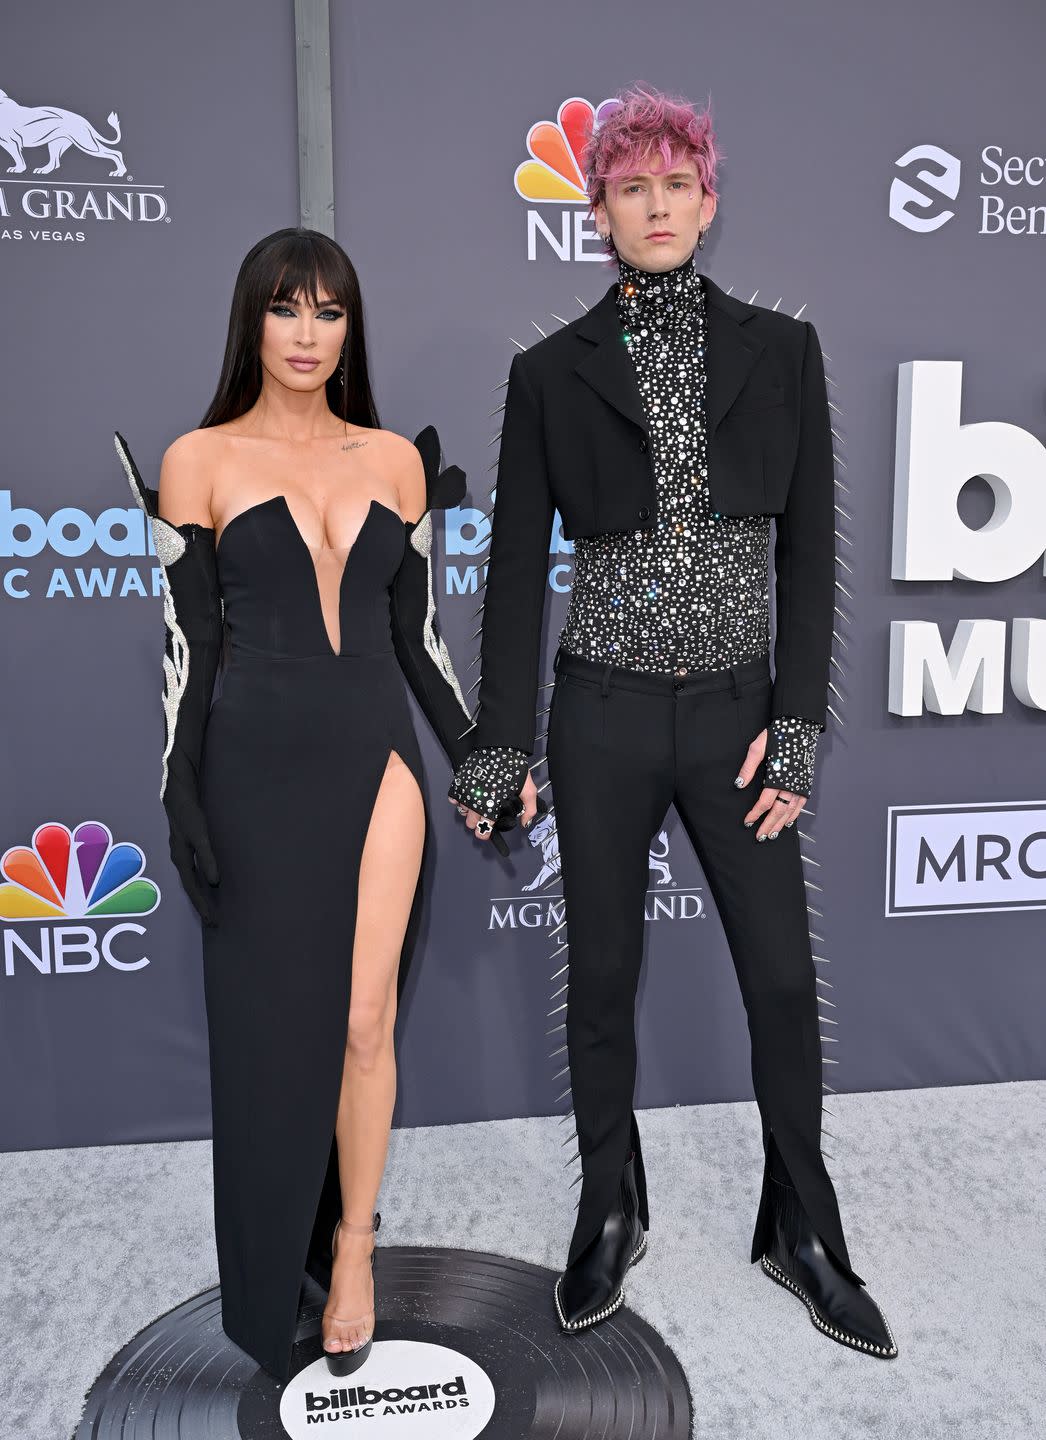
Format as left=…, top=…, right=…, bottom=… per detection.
left=150, top=517, right=187, bottom=568
left=410, top=508, right=472, bottom=724
left=158, top=587, right=190, bottom=800
left=114, top=433, right=191, bottom=801
left=113, top=435, right=187, bottom=567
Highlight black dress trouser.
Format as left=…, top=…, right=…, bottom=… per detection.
left=546, top=645, right=861, bottom=1284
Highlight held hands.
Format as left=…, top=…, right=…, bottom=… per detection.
left=734, top=725, right=807, bottom=840
left=446, top=745, right=533, bottom=853
left=447, top=770, right=539, bottom=844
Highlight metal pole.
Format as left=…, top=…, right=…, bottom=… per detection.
left=294, top=0, right=335, bottom=235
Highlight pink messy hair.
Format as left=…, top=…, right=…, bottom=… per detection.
left=583, top=84, right=720, bottom=259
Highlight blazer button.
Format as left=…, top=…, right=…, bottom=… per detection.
left=638, top=506, right=651, bottom=521
left=639, top=438, right=648, bottom=452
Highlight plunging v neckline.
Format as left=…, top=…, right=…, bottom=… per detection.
left=216, top=493, right=405, bottom=657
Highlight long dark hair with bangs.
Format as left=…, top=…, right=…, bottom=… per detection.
left=200, top=228, right=380, bottom=430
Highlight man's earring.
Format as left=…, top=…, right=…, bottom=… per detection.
left=697, top=227, right=707, bottom=251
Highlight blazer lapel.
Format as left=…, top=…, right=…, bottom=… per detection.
left=574, top=286, right=648, bottom=433
left=573, top=273, right=766, bottom=437
left=702, top=275, right=766, bottom=434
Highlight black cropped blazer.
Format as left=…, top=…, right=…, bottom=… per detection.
left=473, top=273, right=836, bottom=754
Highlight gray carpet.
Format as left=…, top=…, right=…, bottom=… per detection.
left=2, top=1082, right=1043, bottom=1440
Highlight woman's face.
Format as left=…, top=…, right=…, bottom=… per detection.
left=594, top=157, right=716, bottom=271
left=260, top=289, right=348, bottom=393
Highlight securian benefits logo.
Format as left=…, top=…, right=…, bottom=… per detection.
left=0, top=85, right=170, bottom=245
left=1, top=821, right=160, bottom=977
left=514, top=94, right=620, bottom=261
left=889, top=141, right=1046, bottom=236
left=889, top=144, right=961, bottom=233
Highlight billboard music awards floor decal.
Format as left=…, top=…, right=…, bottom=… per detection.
left=75, top=1247, right=692, bottom=1438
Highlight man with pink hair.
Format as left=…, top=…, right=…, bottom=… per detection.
left=450, top=85, right=895, bottom=1358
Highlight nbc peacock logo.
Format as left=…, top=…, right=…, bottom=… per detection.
left=1, top=821, right=160, bottom=977
left=0, top=820, right=159, bottom=920
left=514, top=95, right=621, bottom=262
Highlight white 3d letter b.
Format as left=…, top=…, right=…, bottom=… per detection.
left=892, top=362, right=1046, bottom=581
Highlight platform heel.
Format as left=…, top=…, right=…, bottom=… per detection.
left=323, top=1212, right=381, bottom=1375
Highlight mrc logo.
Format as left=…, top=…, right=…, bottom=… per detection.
left=886, top=802, right=1046, bottom=916
left=1, top=820, right=160, bottom=976
left=514, top=95, right=620, bottom=262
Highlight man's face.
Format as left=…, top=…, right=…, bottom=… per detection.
left=594, top=157, right=716, bottom=271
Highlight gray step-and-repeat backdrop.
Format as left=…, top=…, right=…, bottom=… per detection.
left=3, top=0, right=1043, bottom=1151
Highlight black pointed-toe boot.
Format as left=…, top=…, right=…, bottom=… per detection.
left=762, top=1175, right=898, bottom=1358
left=554, top=1154, right=647, bottom=1333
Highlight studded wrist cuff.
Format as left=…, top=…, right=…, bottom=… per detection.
left=764, top=716, right=820, bottom=797
left=448, top=747, right=530, bottom=821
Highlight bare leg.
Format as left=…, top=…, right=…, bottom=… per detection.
left=322, top=751, right=425, bottom=1355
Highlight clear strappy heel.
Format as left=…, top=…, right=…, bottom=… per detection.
left=323, top=1211, right=381, bottom=1375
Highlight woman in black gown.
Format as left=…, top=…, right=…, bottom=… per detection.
left=114, top=228, right=477, bottom=1383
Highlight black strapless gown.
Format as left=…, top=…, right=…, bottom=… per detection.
left=199, top=493, right=426, bottom=1381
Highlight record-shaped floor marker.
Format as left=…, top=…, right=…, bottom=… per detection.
left=75, top=1246, right=692, bottom=1438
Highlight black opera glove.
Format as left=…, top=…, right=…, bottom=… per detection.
left=448, top=746, right=531, bottom=823
left=762, top=715, right=821, bottom=799
left=115, top=433, right=222, bottom=926
left=390, top=426, right=477, bottom=770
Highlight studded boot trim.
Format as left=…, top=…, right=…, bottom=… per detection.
left=553, top=1234, right=648, bottom=1333
left=760, top=1254, right=898, bottom=1358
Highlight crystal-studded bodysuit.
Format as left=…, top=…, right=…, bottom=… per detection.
left=558, top=256, right=821, bottom=795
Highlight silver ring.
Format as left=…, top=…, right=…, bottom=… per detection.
left=476, top=819, right=493, bottom=837
left=456, top=805, right=468, bottom=816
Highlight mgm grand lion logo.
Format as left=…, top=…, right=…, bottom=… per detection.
left=489, top=820, right=701, bottom=929
left=522, top=815, right=674, bottom=893
left=0, top=88, right=126, bottom=177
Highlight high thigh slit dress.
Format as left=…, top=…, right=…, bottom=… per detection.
left=115, top=429, right=473, bottom=1384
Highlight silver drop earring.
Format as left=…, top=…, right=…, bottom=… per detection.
left=697, top=228, right=707, bottom=251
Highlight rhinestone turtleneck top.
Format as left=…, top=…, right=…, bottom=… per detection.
left=556, top=253, right=820, bottom=795
left=448, top=252, right=824, bottom=821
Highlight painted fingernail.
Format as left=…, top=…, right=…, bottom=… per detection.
left=756, top=833, right=766, bottom=842
left=785, top=820, right=795, bottom=828
left=769, top=830, right=779, bottom=840
left=733, top=776, right=745, bottom=788
left=743, top=819, right=754, bottom=828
